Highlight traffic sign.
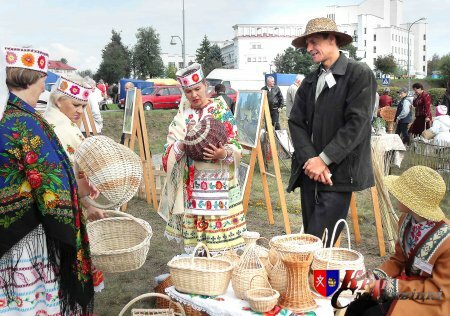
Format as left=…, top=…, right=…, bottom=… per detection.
left=382, top=77, right=390, bottom=86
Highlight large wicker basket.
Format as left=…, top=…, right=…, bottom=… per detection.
left=75, top=135, right=143, bottom=209
left=246, top=275, right=280, bottom=313
left=168, top=243, right=233, bottom=296
left=119, top=293, right=185, bottom=316
left=87, top=210, right=152, bottom=273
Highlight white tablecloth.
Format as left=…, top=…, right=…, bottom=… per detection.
left=371, top=133, right=406, bottom=169
left=165, top=284, right=352, bottom=316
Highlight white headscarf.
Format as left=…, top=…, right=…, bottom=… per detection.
left=0, top=46, right=9, bottom=121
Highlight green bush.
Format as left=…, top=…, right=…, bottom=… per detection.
left=428, top=88, right=446, bottom=106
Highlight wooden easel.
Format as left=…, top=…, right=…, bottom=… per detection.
left=241, top=91, right=292, bottom=234
left=122, top=89, right=158, bottom=211
left=80, top=103, right=98, bottom=137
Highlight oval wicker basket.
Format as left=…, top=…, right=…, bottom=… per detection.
left=74, top=135, right=143, bottom=209
left=267, top=248, right=287, bottom=294
left=168, top=243, right=233, bottom=296
left=119, top=293, right=185, bottom=316
left=246, top=275, right=280, bottom=313
left=87, top=210, right=153, bottom=273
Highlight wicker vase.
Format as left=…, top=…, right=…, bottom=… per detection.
left=242, top=232, right=272, bottom=273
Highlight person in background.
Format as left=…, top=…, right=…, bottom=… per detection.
left=346, top=166, right=450, bottom=316
left=378, top=87, right=393, bottom=111
left=261, top=76, right=284, bottom=130
left=120, top=81, right=136, bottom=144
left=288, top=17, right=376, bottom=246
left=80, top=77, right=103, bottom=136
left=428, top=105, right=450, bottom=146
left=112, top=83, right=119, bottom=104
left=409, top=82, right=432, bottom=136
left=97, top=79, right=109, bottom=110
left=286, top=74, right=304, bottom=119
left=213, top=83, right=235, bottom=114
left=158, top=63, right=246, bottom=254
left=0, top=46, right=94, bottom=315
left=394, top=87, right=412, bottom=144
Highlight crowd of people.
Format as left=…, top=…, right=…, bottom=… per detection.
left=1, top=15, right=449, bottom=316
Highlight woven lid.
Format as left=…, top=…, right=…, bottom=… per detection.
left=184, top=117, right=228, bottom=161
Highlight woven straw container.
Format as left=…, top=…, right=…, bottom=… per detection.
left=267, top=247, right=287, bottom=294
left=184, top=117, right=228, bottom=161
left=242, top=232, right=272, bottom=273
left=74, top=135, right=142, bottom=209
left=246, top=275, right=280, bottom=313
left=232, top=243, right=268, bottom=300
left=87, top=210, right=152, bottom=273
left=168, top=243, right=233, bottom=296
left=119, top=293, right=185, bottom=316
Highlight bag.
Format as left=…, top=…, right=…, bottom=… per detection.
left=422, top=129, right=436, bottom=140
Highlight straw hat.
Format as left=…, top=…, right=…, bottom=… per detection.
left=384, top=166, right=446, bottom=221
left=292, top=17, right=353, bottom=48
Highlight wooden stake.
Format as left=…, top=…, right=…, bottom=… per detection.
left=371, top=186, right=386, bottom=256
left=350, top=193, right=361, bottom=245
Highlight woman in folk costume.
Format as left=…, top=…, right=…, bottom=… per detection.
left=0, top=46, right=95, bottom=315
left=43, top=75, right=106, bottom=292
left=158, top=63, right=247, bottom=254
left=346, top=166, right=450, bottom=316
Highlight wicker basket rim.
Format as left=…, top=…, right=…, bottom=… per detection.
left=246, top=289, right=280, bottom=301
left=168, top=257, right=233, bottom=273
left=314, top=247, right=363, bottom=259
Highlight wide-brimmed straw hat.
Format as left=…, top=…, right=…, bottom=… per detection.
left=384, top=166, right=446, bottom=221
left=292, top=17, right=353, bottom=48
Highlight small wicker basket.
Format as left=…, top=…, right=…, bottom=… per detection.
left=246, top=275, right=280, bottom=313
left=168, top=243, right=233, bottom=296
left=118, top=293, right=185, bottom=316
left=267, top=248, right=287, bottom=294
left=87, top=210, right=153, bottom=273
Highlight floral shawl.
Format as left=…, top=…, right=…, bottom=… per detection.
left=0, top=94, right=94, bottom=314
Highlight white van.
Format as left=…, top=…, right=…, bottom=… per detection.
left=206, top=68, right=265, bottom=91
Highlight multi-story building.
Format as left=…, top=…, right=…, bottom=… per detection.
left=326, top=0, right=427, bottom=77
left=48, top=60, right=77, bottom=75
left=161, top=53, right=196, bottom=70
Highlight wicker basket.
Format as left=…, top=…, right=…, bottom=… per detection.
left=87, top=210, right=153, bottom=273
left=242, top=233, right=271, bottom=273
left=267, top=248, right=287, bottom=294
left=119, top=293, right=185, bottom=316
left=168, top=243, right=233, bottom=296
left=74, top=135, right=143, bottom=209
left=246, top=275, right=280, bottom=313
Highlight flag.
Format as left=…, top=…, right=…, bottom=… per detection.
left=313, top=269, right=340, bottom=297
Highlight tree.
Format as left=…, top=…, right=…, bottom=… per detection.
left=341, top=44, right=361, bottom=61
left=95, top=29, right=131, bottom=83
left=439, top=53, right=450, bottom=79
left=77, top=69, right=94, bottom=78
left=273, top=47, right=315, bottom=74
left=133, top=27, right=164, bottom=79
left=60, top=58, right=68, bottom=64
left=165, top=65, right=177, bottom=79
left=427, top=53, right=441, bottom=76
left=374, top=54, right=397, bottom=75
left=195, top=35, right=211, bottom=66
left=204, top=44, right=224, bottom=76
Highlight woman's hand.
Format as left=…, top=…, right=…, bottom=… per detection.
left=88, top=182, right=100, bottom=199
left=86, top=205, right=106, bottom=221
left=203, top=142, right=227, bottom=160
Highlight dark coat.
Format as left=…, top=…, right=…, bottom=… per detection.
left=395, top=96, right=413, bottom=124
left=288, top=53, right=376, bottom=192
left=261, top=85, right=283, bottom=110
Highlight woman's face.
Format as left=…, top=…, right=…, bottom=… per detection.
left=183, top=82, right=208, bottom=107
left=56, top=97, right=86, bottom=123
left=27, top=75, right=47, bottom=107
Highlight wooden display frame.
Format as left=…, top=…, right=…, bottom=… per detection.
left=122, top=89, right=158, bottom=211
left=80, top=102, right=98, bottom=137
left=239, top=91, right=292, bottom=234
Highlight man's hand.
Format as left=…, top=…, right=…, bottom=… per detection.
left=203, top=142, right=227, bottom=160
left=303, top=157, right=333, bottom=186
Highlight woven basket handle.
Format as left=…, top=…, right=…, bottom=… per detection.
left=191, top=242, right=211, bottom=263
left=118, top=293, right=185, bottom=316
left=81, top=195, right=119, bottom=210
left=249, top=274, right=271, bottom=290
left=330, top=219, right=351, bottom=250
left=321, top=228, right=329, bottom=247
left=102, top=209, right=136, bottom=219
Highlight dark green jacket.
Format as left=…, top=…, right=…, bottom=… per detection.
left=288, top=53, right=376, bottom=192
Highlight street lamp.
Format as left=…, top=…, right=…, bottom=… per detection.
left=170, top=0, right=186, bottom=68
left=407, top=17, right=426, bottom=92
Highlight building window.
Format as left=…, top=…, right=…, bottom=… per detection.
left=263, top=56, right=267, bottom=62
left=247, top=57, right=251, bottom=62
left=423, top=34, right=426, bottom=40
left=423, top=55, right=426, bottom=61
left=168, top=62, right=175, bottom=68
left=252, top=57, right=256, bottom=62
left=392, top=34, right=394, bottom=40
left=364, top=40, right=366, bottom=46
left=257, top=44, right=261, bottom=49
left=374, top=34, right=376, bottom=41
left=373, top=58, right=376, bottom=64
left=373, top=46, right=376, bottom=53
left=423, top=65, right=426, bottom=72
left=364, top=28, right=366, bottom=34
left=423, top=45, right=426, bottom=51
left=258, top=57, right=261, bottom=62
left=178, top=62, right=183, bottom=68
left=354, top=30, right=357, bottom=35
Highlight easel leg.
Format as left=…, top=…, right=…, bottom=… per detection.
left=256, top=140, right=275, bottom=225
left=350, top=193, right=361, bottom=245
left=243, top=147, right=257, bottom=214
left=371, top=187, right=386, bottom=257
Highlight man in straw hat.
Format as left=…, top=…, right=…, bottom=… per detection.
left=346, top=166, right=450, bottom=316
left=287, top=17, right=377, bottom=246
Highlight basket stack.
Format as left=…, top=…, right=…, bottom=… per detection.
left=246, top=275, right=280, bottom=313
left=168, top=243, right=233, bottom=296
left=87, top=210, right=153, bottom=273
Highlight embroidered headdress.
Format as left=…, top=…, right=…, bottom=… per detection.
left=55, top=76, right=91, bottom=102
left=176, top=63, right=204, bottom=88
left=4, top=46, right=49, bottom=74
left=384, top=166, right=446, bottom=221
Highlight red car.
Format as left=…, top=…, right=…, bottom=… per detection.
left=141, top=85, right=183, bottom=110
left=207, top=86, right=237, bottom=103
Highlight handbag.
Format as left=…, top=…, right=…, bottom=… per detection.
left=421, top=129, right=436, bottom=140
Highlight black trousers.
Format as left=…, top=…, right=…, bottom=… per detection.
left=300, top=185, right=351, bottom=247
left=345, top=293, right=393, bottom=316
left=270, top=109, right=280, bottom=130
left=395, top=122, right=410, bottom=144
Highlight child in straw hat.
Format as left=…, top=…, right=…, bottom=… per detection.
left=346, top=166, right=450, bottom=316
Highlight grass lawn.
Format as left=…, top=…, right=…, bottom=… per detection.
left=93, top=109, right=449, bottom=315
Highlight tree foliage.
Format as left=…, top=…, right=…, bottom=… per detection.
left=427, top=54, right=441, bottom=76
left=195, top=35, right=211, bottom=66
left=78, top=69, right=94, bottom=78
left=194, top=36, right=224, bottom=75
left=341, top=44, right=361, bottom=61
left=60, top=58, right=68, bottom=64
left=133, top=27, right=165, bottom=79
left=165, top=65, right=177, bottom=79
left=273, top=47, right=315, bottom=74
left=439, top=54, right=450, bottom=79
left=95, top=29, right=131, bottom=83
left=374, top=54, right=397, bottom=75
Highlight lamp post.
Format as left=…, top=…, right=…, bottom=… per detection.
left=407, top=17, right=426, bottom=92
left=170, top=0, right=186, bottom=68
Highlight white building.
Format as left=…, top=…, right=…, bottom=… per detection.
left=161, top=53, right=196, bottom=70
left=326, top=0, right=427, bottom=77
left=219, top=24, right=304, bottom=75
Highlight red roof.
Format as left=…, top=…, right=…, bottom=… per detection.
left=48, top=60, right=77, bottom=71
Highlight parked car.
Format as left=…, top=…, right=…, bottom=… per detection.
left=207, top=86, right=238, bottom=103
left=119, top=85, right=183, bottom=110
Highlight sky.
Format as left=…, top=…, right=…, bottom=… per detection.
left=1, top=0, right=448, bottom=72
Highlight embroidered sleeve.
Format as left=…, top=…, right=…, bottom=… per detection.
left=373, top=268, right=388, bottom=280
